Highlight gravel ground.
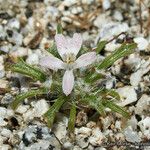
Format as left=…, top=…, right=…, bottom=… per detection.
left=0, top=0, right=150, bottom=150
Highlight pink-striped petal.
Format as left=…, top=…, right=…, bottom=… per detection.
left=62, top=70, right=74, bottom=96
left=40, top=55, right=64, bottom=70
left=74, top=52, right=96, bottom=69
left=55, top=33, right=82, bottom=58
left=67, top=33, right=82, bottom=56
left=55, top=34, right=68, bottom=58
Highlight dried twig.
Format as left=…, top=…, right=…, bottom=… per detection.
left=139, top=0, right=143, bottom=33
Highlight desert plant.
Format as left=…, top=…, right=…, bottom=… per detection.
left=10, top=24, right=137, bottom=131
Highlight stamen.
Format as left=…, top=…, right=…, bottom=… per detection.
left=63, top=53, right=76, bottom=64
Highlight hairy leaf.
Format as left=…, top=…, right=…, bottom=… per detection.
left=97, top=43, right=137, bottom=69
left=102, top=100, right=130, bottom=118
left=11, top=88, right=48, bottom=110
left=81, top=95, right=106, bottom=116
left=96, top=40, right=107, bottom=54
left=11, top=59, right=47, bottom=82
left=46, top=43, right=61, bottom=59
left=44, top=96, right=67, bottom=127
left=96, top=101, right=106, bottom=116
left=85, top=72, right=104, bottom=83
left=56, top=23, right=63, bottom=34
left=98, top=89, right=120, bottom=101
left=68, top=104, right=76, bottom=132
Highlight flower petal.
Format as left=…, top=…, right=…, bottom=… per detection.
left=74, top=52, right=96, bottom=69
left=55, top=34, right=68, bottom=58
left=40, top=55, right=64, bottom=70
left=55, top=33, right=82, bottom=58
left=68, top=33, right=82, bottom=56
left=62, top=70, right=74, bottom=96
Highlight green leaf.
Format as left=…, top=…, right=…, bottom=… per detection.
left=97, top=43, right=137, bottom=69
left=44, top=96, right=67, bottom=127
left=77, top=46, right=89, bottom=57
left=11, top=59, right=47, bottom=82
left=99, top=89, right=120, bottom=101
left=68, top=104, right=76, bottom=132
left=81, top=95, right=106, bottom=116
left=56, top=23, right=63, bottom=34
left=11, top=88, right=48, bottom=110
left=85, top=72, right=104, bottom=83
left=102, top=100, right=130, bottom=118
left=96, top=40, right=107, bottom=54
left=96, top=101, right=106, bottom=116
left=46, top=43, right=62, bottom=59
left=106, top=89, right=120, bottom=100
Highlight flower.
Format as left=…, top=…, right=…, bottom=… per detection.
left=40, top=33, right=96, bottom=96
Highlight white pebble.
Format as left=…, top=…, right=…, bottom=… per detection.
left=124, top=126, right=141, bottom=143
left=138, top=117, right=150, bottom=133
left=134, top=37, right=148, bottom=51
left=82, top=0, right=94, bottom=4
left=75, top=127, right=92, bottom=137
left=135, top=95, right=150, bottom=115
left=1, top=128, right=12, bottom=138
left=53, top=116, right=68, bottom=140
left=6, top=109, right=14, bottom=117
left=76, top=134, right=89, bottom=148
left=98, top=23, right=129, bottom=40
left=105, top=42, right=120, bottom=52
left=0, top=64, right=5, bottom=78
left=0, top=117, right=7, bottom=127
left=10, top=47, right=28, bottom=58
left=113, top=11, right=123, bottom=21
left=89, top=128, right=104, bottom=146
left=115, top=120, right=121, bottom=130
left=0, top=25, right=6, bottom=40
left=8, top=18, right=20, bottom=30
left=102, top=0, right=111, bottom=10
left=117, top=86, right=137, bottom=106
left=127, top=115, right=138, bottom=130
left=16, top=105, right=29, bottom=114
left=63, top=0, right=77, bottom=6
left=0, top=56, right=4, bottom=64
left=26, top=53, right=39, bottom=65
left=0, top=43, right=12, bottom=53
left=61, top=16, right=72, bottom=23
left=0, top=144, right=11, bottom=150
left=130, top=60, right=150, bottom=86
left=23, top=109, right=34, bottom=121
left=33, top=99, right=49, bottom=117
left=12, top=32, right=23, bottom=45
left=0, top=107, right=7, bottom=118
left=0, top=79, right=8, bottom=89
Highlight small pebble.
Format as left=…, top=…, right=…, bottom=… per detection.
left=117, top=86, right=137, bottom=106
left=102, top=0, right=111, bottom=10
left=134, top=37, right=149, bottom=51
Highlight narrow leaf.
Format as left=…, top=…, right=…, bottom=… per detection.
left=77, top=46, right=89, bottom=57
left=85, top=72, right=104, bottom=83
left=96, top=40, right=107, bottom=54
left=11, top=88, right=47, bottom=110
left=99, top=89, right=120, bottom=101
left=68, top=104, right=76, bottom=132
left=44, top=96, right=67, bottom=127
left=102, top=100, right=130, bottom=118
left=11, top=59, right=47, bottom=82
left=81, top=95, right=105, bottom=116
left=96, top=101, right=106, bottom=116
left=46, top=43, right=61, bottom=58
left=97, top=43, right=137, bottom=69
left=56, top=23, right=63, bottom=34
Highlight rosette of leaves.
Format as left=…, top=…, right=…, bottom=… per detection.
left=10, top=24, right=137, bottom=132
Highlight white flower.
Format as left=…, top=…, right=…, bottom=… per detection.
left=40, top=33, right=96, bottom=96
